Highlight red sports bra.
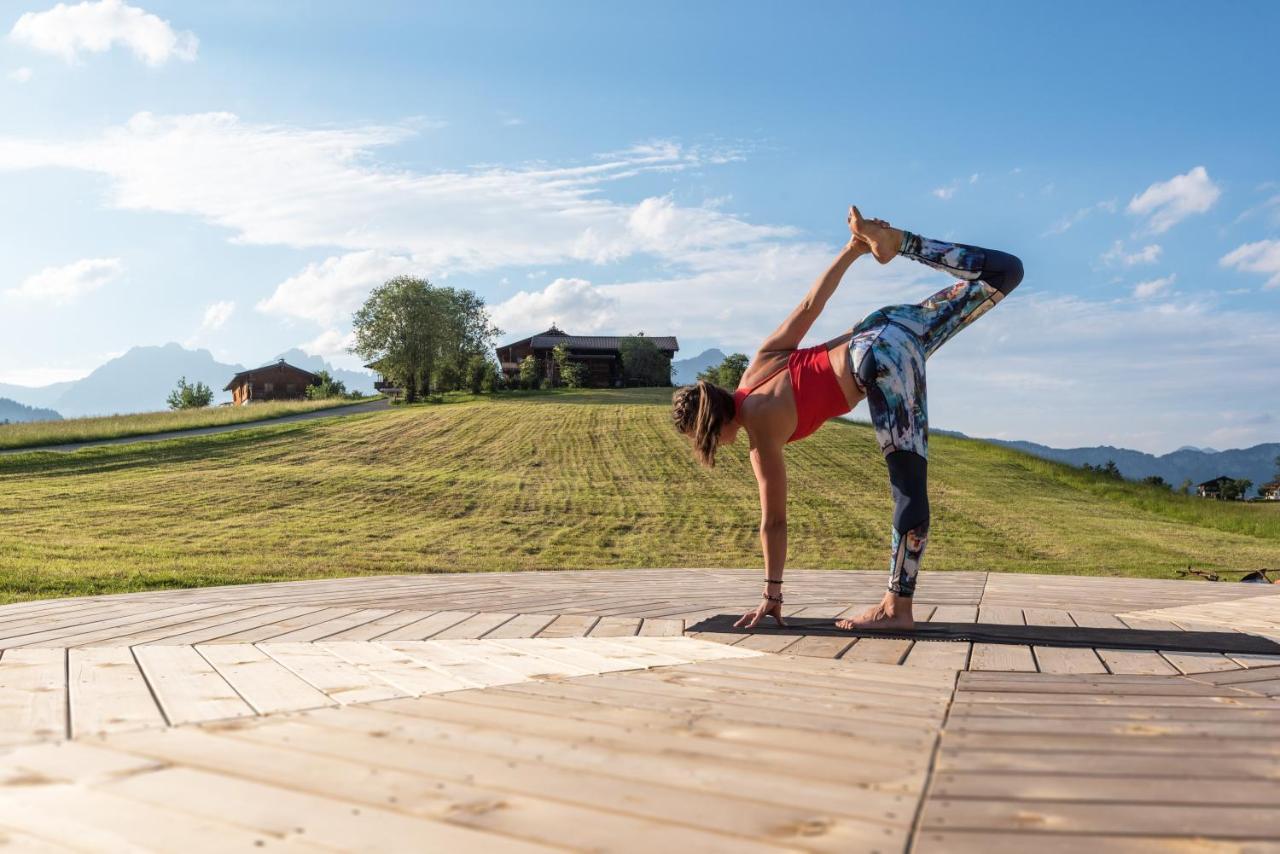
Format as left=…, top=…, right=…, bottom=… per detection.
left=733, top=343, right=853, bottom=443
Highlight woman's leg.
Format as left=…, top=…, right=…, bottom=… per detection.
left=837, top=324, right=927, bottom=631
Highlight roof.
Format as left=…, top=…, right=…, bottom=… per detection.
left=224, top=360, right=317, bottom=391
left=1197, top=476, right=1234, bottom=487
left=1261, top=480, right=1280, bottom=491
left=527, top=335, right=679, bottom=351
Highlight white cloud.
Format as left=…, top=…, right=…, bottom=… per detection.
left=931, top=184, right=956, bottom=200
left=1220, top=239, right=1280, bottom=289
left=200, top=300, right=235, bottom=331
left=490, top=278, right=619, bottom=337
left=0, top=112, right=766, bottom=280
left=301, top=328, right=356, bottom=360
left=10, top=0, right=197, bottom=66
left=5, top=257, right=122, bottom=304
left=1132, top=274, right=1175, bottom=299
left=1127, top=166, right=1220, bottom=234
left=1101, top=240, right=1162, bottom=266
left=8, top=67, right=33, bottom=82
left=257, top=251, right=419, bottom=325
left=0, top=365, right=90, bottom=385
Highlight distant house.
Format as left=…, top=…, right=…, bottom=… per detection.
left=1196, top=476, right=1233, bottom=499
left=1261, top=480, right=1280, bottom=501
left=224, top=360, right=317, bottom=405
left=363, top=358, right=401, bottom=397
left=495, top=326, right=680, bottom=388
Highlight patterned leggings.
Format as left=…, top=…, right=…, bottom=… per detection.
left=848, top=232, right=1023, bottom=596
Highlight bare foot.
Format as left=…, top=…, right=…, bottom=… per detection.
left=848, top=206, right=903, bottom=265
left=835, top=594, right=915, bottom=631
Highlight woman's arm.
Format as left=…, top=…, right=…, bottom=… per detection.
left=756, top=236, right=869, bottom=354
left=734, top=443, right=788, bottom=628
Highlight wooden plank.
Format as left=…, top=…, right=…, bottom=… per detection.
left=534, top=614, right=599, bottom=638
left=968, top=644, right=1036, bottom=672
left=1021, top=608, right=1074, bottom=626
left=781, top=635, right=854, bottom=659
left=263, top=608, right=399, bottom=642
left=734, top=633, right=800, bottom=653
left=256, top=642, right=409, bottom=704
left=319, top=609, right=431, bottom=641
left=0, top=648, right=66, bottom=744
left=68, top=646, right=165, bottom=736
left=317, top=641, right=475, bottom=694
left=1032, top=646, right=1108, bottom=674
left=930, top=769, right=1280, bottom=804
left=373, top=610, right=475, bottom=641
left=920, top=798, right=1280, bottom=838
left=482, top=613, right=557, bottom=639
left=196, top=644, right=335, bottom=714
left=132, top=645, right=255, bottom=726
left=1094, top=648, right=1178, bottom=675
left=637, top=618, right=684, bottom=637
left=430, top=611, right=517, bottom=640
left=976, top=605, right=1023, bottom=625
left=901, top=640, right=970, bottom=670
left=1069, top=611, right=1127, bottom=628
left=588, top=617, right=642, bottom=637
left=143, top=604, right=326, bottom=645
left=1160, top=650, right=1242, bottom=674
left=104, top=723, right=806, bottom=854
left=404, top=640, right=581, bottom=680
left=841, top=638, right=911, bottom=665
left=103, top=765, right=557, bottom=853
left=1229, top=652, right=1280, bottom=669
left=930, top=605, right=978, bottom=622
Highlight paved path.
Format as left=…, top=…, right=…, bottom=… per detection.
left=2, top=569, right=1278, bottom=850
left=0, top=397, right=390, bottom=455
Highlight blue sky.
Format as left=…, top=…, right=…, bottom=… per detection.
left=1, top=0, right=1277, bottom=451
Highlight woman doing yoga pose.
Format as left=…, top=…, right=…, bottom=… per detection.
left=670, top=207, right=1023, bottom=631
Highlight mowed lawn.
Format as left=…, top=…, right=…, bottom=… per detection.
left=0, top=396, right=374, bottom=451
left=1, top=388, right=1277, bottom=602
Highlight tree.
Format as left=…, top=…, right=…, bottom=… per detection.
left=167, top=377, right=213, bottom=410
left=518, top=355, right=539, bottom=389
left=1178, top=478, right=1193, bottom=495
left=465, top=355, right=496, bottom=394
left=552, top=344, right=586, bottom=389
left=619, top=336, right=673, bottom=386
left=305, top=370, right=347, bottom=400
left=351, top=276, right=501, bottom=403
left=1221, top=478, right=1253, bottom=501
left=697, top=353, right=749, bottom=389
left=1141, top=475, right=1169, bottom=489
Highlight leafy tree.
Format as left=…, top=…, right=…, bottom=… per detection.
left=552, top=344, right=586, bottom=389
left=305, top=370, right=347, bottom=400
left=167, top=377, right=213, bottom=410
left=518, top=355, right=539, bottom=389
left=1178, top=478, right=1193, bottom=495
left=1141, top=475, right=1169, bottom=489
left=465, top=355, right=495, bottom=394
left=351, top=276, right=501, bottom=403
left=1221, top=478, right=1253, bottom=501
left=619, top=335, right=673, bottom=386
left=698, top=353, right=749, bottom=389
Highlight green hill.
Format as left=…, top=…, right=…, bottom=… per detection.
left=0, top=388, right=1276, bottom=603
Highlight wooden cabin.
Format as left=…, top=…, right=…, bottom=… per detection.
left=224, top=360, right=317, bottom=405
left=1261, top=480, right=1280, bottom=501
left=1196, top=476, right=1233, bottom=499
left=496, top=326, right=679, bottom=387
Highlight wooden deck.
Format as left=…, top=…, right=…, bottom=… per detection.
left=1, top=569, right=1278, bottom=851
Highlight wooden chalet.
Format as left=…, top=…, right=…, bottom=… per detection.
left=1196, top=476, right=1233, bottom=499
left=224, top=360, right=317, bottom=405
left=1261, top=480, right=1280, bottom=501
left=495, top=326, right=679, bottom=387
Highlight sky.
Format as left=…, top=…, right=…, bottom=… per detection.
left=0, top=0, right=1277, bottom=452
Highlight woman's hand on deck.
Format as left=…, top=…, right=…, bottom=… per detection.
left=733, top=597, right=786, bottom=629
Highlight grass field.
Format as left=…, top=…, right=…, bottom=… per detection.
left=1, top=388, right=1276, bottom=603
left=0, top=396, right=374, bottom=450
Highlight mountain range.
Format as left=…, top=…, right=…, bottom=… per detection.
left=671, top=348, right=727, bottom=386
left=0, top=397, right=61, bottom=424
left=0, top=344, right=375, bottom=419
left=941, top=434, right=1279, bottom=497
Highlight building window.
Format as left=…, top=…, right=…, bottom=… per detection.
left=287, top=384, right=296, bottom=394
left=264, top=382, right=274, bottom=393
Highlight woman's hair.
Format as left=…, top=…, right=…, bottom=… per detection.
left=671, top=380, right=736, bottom=468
